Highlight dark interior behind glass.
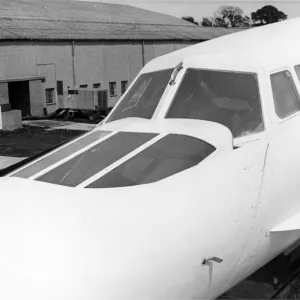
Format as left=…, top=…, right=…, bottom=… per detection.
left=11, top=131, right=110, bottom=179
left=166, top=69, right=264, bottom=138
left=271, top=70, right=300, bottom=119
left=36, top=132, right=157, bottom=187
left=87, top=134, right=215, bottom=188
left=107, top=69, right=173, bottom=122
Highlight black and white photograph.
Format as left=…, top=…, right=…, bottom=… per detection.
left=0, top=0, right=300, bottom=299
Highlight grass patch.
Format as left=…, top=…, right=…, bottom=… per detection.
left=0, top=125, right=86, bottom=157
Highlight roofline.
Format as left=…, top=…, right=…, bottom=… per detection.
left=0, top=17, right=201, bottom=27
left=0, top=17, right=245, bottom=32
left=0, top=1, right=247, bottom=42
left=0, top=76, right=46, bottom=83
left=0, top=38, right=207, bottom=42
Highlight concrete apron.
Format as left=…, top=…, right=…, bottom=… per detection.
left=22, top=120, right=96, bottom=131
left=0, top=156, right=26, bottom=169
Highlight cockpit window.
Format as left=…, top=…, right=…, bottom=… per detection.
left=86, top=134, right=215, bottom=188
left=107, top=69, right=173, bottom=122
left=271, top=70, right=300, bottom=119
left=35, top=132, right=157, bottom=187
left=11, top=130, right=110, bottom=179
left=166, top=69, right=264, bottom=138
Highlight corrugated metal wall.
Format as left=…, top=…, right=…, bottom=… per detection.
left=0, top=40, right=198, bottom=116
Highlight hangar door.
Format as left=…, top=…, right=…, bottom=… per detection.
left=8, top=81, right=31, bottom=116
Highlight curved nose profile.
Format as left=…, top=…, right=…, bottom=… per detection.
left=0, top=176, right=217, bottom=300
left=0, top=130, right=266, bottom=300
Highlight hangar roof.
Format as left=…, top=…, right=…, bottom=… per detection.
left=0, top=0, right=243, bottom=41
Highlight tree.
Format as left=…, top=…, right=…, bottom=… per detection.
left=243, top=16, right=252, bottom=27
left=214, top=6, right=246, bottom=28
left=251, top=5, right=287, bottom=26
left=200, top=17, right=213, bottom=27
left=182, top=16, right=199, bottom=25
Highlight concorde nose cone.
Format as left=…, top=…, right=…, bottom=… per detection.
left=0, top=176, right=217, bottom=300
left=0, top=177, right=127, bottom=299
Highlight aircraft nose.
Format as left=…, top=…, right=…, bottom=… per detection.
left=0, top=176, right=11, bottom=188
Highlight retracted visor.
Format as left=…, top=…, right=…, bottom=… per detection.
left=8, top=127, right=216, bottom=188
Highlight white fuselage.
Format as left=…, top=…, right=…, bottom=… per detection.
left=3, top=18, right=300, bottom=300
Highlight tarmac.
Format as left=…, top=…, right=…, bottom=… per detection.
left=0, top=156, right=25, bottom=169
left=22, top=119, right=96, bottom=131
left=1, top=119, right=95, bottom=170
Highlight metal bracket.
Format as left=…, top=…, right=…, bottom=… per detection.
left=169, top=61, right=183, bottom=86
left=202, top=257, right=223, bottom=265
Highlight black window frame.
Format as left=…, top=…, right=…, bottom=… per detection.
left=93, top=83, right=101, bottom=89
left=56, top=80, right=63, bottom=96
left=121, top=80, right=128, bottom=94
left=109, top=82, right=117, bottom=97
left=45, top=88, right=55, bottom=105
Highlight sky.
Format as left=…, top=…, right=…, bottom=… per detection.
left=79, top=0, right=300, bottom=21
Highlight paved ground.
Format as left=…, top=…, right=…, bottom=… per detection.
left=0, top=156, right=25, bottom=169
left=23, top=119, right=96, bottom=131
left=0, top=120, right=94, bottom=169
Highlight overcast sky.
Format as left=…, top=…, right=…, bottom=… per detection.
left=79, top=0, right=300, bottom=21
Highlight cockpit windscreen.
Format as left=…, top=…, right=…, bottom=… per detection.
left=87, top=134, right=215, bottom=188
left=166, top=69, right=264, bottom=138
left=107, top=69, right=173, bottom=122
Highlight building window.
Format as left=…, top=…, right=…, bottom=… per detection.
left=57, top=81, right=63, bottom=95
left=68, top=89, right=78, bottom=95
left=271, top=70, right=300, bottom=119
left=80, top=84, right=88, bottom=88
left=109, top=82, right=117, bottom=97
left=45, top=88, right=55, bottom=105
left=93, top=83, right=101, bottom=89
left=121, top=81, right=128, bottom=94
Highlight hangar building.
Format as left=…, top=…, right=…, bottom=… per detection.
left=0, top=0, right=241, bottom=118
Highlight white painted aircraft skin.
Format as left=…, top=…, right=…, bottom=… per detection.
left=1, top=127, right=300, bottom=300
left=2, top=19, right=300, bottom=299
left=98, top=118, right=233, bottom=151
left=139, top=17, right=300, bottom=74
